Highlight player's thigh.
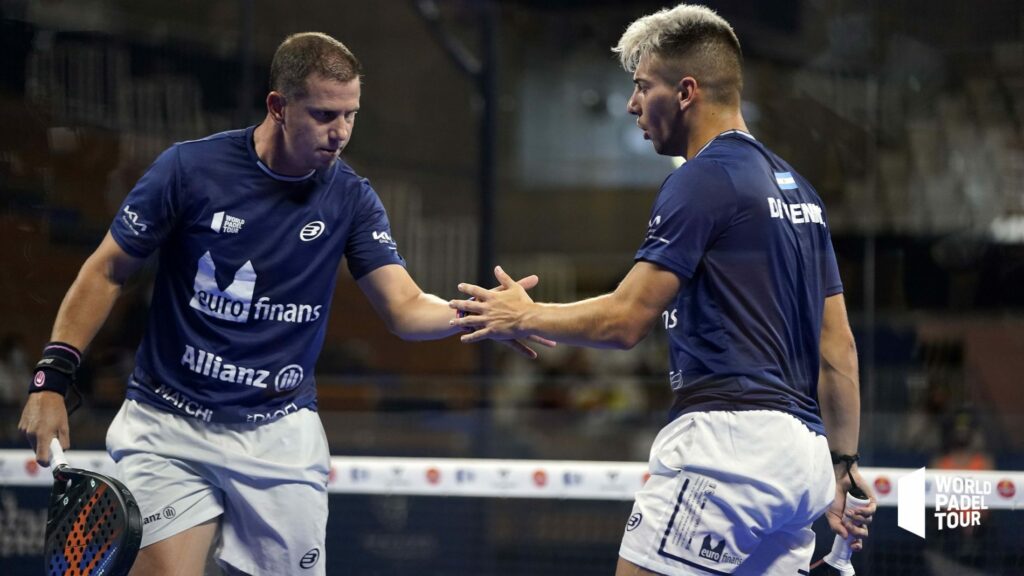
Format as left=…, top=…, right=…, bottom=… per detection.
left=619, top=411, right=833, bottom=575
left=107, top=400, right=225, bottom=548
left=128, top=518, right=218, bottom=576
left=214, top=409, right=330, bottom=575
left=217, top=475, right=328, bottom=574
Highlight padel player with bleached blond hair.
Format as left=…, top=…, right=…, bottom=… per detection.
left=451, top=4, right=876, bottom=575
left=18, top=31, right=550, bottom=576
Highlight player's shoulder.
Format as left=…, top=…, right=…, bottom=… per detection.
left=329, top=157, right=362, bottom=181
left=699, top=133, right=765, bottom=168
left=326, top=157, right=375, bottom=194
left=701, top=135, right=822, bottom=196
left=176, top=127, right=247, bottom=149
left=165, top=127, right=249, bottom=165
left=664, top=153, right=732, bottom=192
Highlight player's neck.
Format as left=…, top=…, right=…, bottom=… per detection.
left=685, top=107, right=749, bottom=160
left=253, top=117, right=307, bottom=177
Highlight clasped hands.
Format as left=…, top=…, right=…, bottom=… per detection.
left=451, top=266, right=552, bottom=358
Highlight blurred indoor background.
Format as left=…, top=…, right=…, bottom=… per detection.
left=1, top=0, right=1022, bottom=574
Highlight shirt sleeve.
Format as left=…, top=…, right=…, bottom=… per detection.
left=344, top=181, right=407, bottom=280
left=109, top=145, right=182, bottom=258
left=823, top=228, right=843, bottom=296
left=635, top=159, right=738, bottom=280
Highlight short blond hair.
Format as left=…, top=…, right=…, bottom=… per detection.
left=613, top=4, right=743, bottom=105
left=270, top=32, right=361, bottom=99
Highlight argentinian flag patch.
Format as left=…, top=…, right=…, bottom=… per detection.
left=774, top=172, right=797, bottom=190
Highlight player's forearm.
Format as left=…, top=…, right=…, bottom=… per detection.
left=388, top=292, right=462, bottom=341
left=818, top=338, right=861, bottom=456
left=50, top=260, right=126, bottom=351
left=522, top=293, right=648, bottom=350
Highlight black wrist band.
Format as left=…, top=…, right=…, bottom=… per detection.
left=29, top=342, right=82, bottom=397
left=830, top=451, right=863, bottom=494
left=830, top=451, right=859, bottom=466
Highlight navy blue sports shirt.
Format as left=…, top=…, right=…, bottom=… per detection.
left=110, top=127, right=405, bottom=423
left=636, top=130, right=842, bottom=434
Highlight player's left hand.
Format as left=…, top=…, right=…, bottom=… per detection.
left=451, top=266, right=544, bottom=346
left=827, top=464, right=876, bottom=550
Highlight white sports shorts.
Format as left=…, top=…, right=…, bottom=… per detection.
left=619, top=410, right=835, bottom=576
left=106, top=399, right=331, bottom=575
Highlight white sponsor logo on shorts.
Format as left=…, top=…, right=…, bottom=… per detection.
left=181, top=344, right=270, bottom=389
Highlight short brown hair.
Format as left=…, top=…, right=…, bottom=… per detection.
left=270, top=32, right=362, bottom=98
left=614, top=4, right=743, bottom=106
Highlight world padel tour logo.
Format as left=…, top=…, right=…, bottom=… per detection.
left=897, top=468, right=992, bottom=538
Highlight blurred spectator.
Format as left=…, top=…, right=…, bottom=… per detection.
left=931, top=407, right=995, bottom=471
left=0, top=333, right=31, bottom=406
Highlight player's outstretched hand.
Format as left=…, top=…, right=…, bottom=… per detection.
left=18, top=390, right=70, bottom=466
left=490, top=273, right=556, bottom=359
left=451, top=266, right=547, bottom=347
left=827, top=465, right=876, bottom=550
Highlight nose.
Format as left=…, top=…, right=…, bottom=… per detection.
left=329, top=120, right=351, bottom=145
left=626, top=90, right=640, bottom=117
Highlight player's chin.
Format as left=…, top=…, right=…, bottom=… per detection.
left=314, top=148, right=341, bottom=164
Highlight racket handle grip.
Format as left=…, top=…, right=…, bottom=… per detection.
left=49, top=437, right=69, bottom=469
left=822, top=490, right=871, bottom=576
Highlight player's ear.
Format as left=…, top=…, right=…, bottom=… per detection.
left=267, top=91, right=287, bottom=124
left=678, top=77, right=697, bottom=111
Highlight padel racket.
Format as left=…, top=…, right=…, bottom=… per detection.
left=809, top=486, right=871, bottom=576
left=44, top=438, right=143, bottom=576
